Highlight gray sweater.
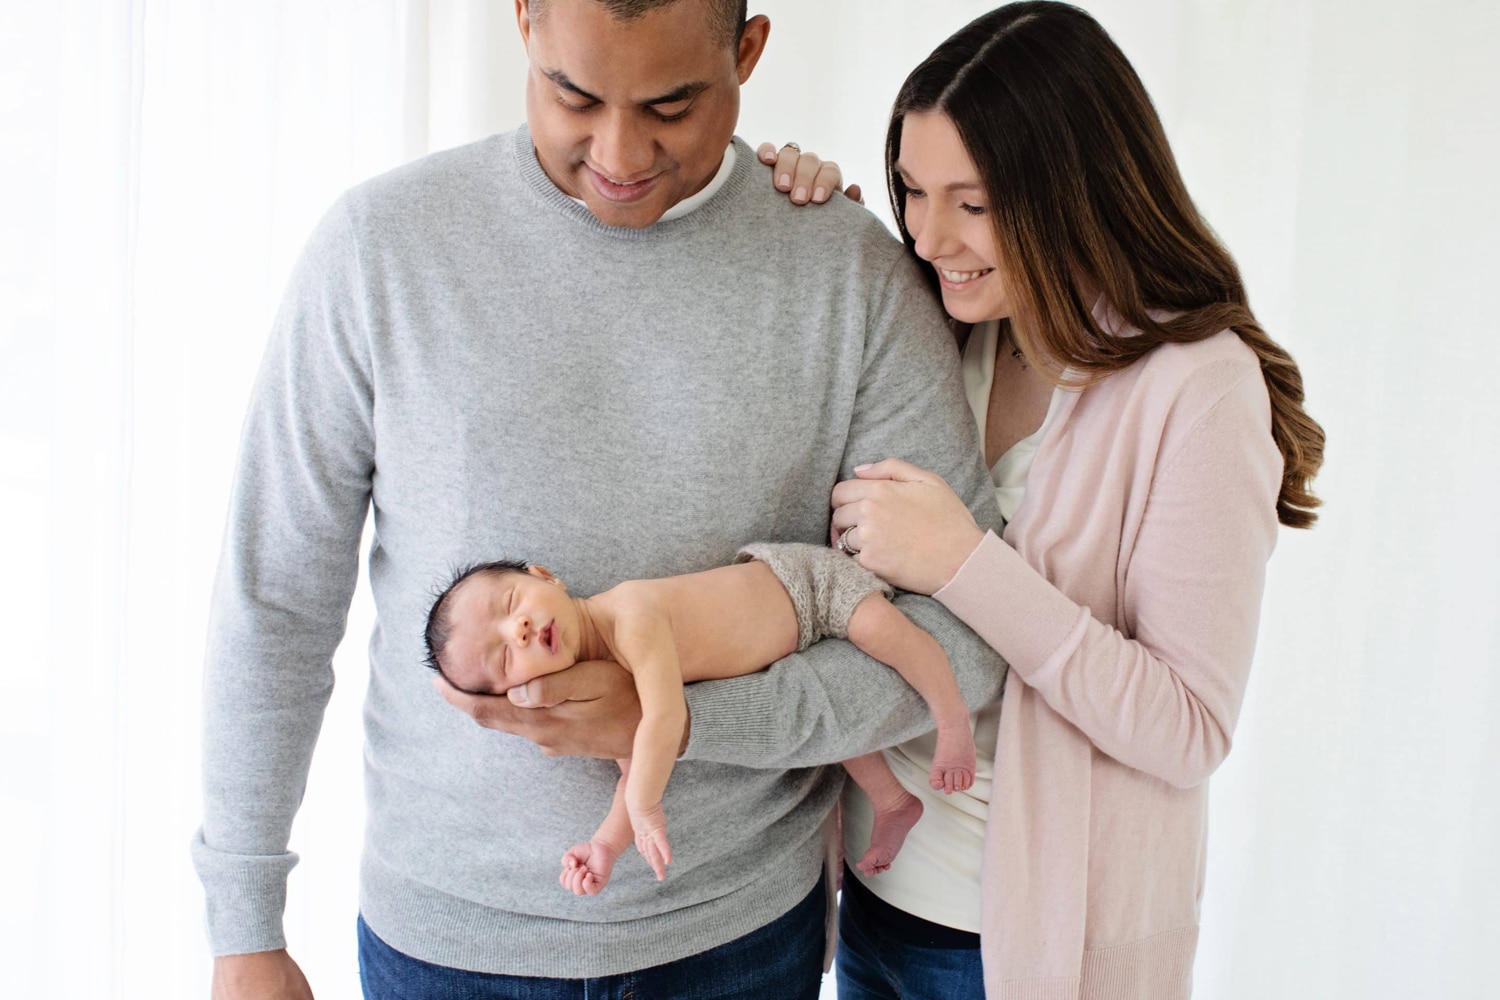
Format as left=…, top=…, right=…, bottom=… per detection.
left=192, top=126, right=1005, bottom=975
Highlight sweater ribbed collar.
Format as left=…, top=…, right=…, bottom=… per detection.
left=510, top=124, right=753, bottom=241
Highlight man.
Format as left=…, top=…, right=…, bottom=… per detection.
left=195, top=1, right=1005, bottom=996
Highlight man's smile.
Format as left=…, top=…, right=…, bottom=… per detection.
left=585, top=165, right=663, bottom=204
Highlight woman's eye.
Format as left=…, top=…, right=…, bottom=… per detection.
left=961, top=202, right=987, bottom=216
left=905, top=186, right=927, bottom=199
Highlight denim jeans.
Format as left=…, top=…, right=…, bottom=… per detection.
left=834, top=869, right=983, bottom=1000
left=357, top=876, right=826, bottom=1000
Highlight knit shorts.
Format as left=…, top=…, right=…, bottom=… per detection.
left=734, top=541, right=893, bottom=651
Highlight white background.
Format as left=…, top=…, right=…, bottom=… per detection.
left=1, top=1, right=1496, bottom=997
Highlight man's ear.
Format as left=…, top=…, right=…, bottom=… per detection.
left=516, top=0, right=532, bottom=49
left=735, top=15, right=771, bottom=85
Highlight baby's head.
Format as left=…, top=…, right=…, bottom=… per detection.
left=424, top=560, right=582, bottom=695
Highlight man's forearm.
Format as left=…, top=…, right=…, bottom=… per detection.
left=682, top=594, right=1005, bottom=769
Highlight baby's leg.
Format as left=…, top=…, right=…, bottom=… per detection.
left=847, top=593, right=977, bottom=793
left=560, top=761, right=633, bottom=896
left=844, top=752, right=924, bottom=877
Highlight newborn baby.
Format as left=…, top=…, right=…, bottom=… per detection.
left=425, top=542, right=977, bottom=894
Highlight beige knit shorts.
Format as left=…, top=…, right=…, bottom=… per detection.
left=734, top=541, right=893, bottom=651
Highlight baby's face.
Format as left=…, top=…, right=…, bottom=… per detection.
left=441, top=566, right=581, bottom=695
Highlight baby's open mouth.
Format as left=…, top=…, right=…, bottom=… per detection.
left=541, top=622, right=558, bottom=654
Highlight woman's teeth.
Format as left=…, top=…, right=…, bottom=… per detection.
left=939, top=267, right=992, bottom=284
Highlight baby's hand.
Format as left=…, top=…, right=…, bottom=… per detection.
left=629, top=802, right=672, bottom=882
left=560, top=837, right=626, bottom=896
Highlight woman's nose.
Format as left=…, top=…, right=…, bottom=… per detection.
left=913, top=211, right=957, bottom=261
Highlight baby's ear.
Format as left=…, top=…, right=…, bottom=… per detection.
left=529, top=564, right=564, bottom=588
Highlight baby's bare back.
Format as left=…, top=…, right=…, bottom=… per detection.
left=595, top=562, right=800, bottom=682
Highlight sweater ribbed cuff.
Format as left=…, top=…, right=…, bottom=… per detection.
left=933, top=530, right=1088, bottom=679
left=189, top=828, right=298, bottom=956
left=987, top=978, right=1082, bottom=1000
left=679, top=674, right=785, bottom=766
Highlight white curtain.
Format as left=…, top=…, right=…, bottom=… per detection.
left=2, top=2, right=1494, bottom=998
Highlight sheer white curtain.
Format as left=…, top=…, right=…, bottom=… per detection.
left=2, top=2, right=1495, bottom=998
left=1, top=1, right=523, bottom=996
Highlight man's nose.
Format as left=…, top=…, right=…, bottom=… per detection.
left=591, top=110, right=656, bottom=181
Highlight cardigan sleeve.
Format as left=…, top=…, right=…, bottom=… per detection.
left=933, top=367, right=1281, bottom=788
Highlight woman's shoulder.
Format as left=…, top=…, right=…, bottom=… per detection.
left=1139, top=329, right=1262, bottom=406
left=1069, top=324, right=1270, bottom=462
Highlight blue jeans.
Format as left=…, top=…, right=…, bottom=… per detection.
left=357, top=876, right=826, bottom=999
left=835, top=868, right=983, bottom=1000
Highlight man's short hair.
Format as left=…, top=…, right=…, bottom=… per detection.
left=528, top=0, right=749, bottom=48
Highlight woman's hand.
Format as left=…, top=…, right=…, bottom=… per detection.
left=755, top=142, right=863, bottom=205
left=434, top=659, right=686, bottom=759
left=831, top=458, right=987, bottom=595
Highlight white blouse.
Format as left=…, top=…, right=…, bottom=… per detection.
left=840, top=319, right=1061, bottom=931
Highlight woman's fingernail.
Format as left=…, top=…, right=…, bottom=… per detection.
left=813, top=186, right=827, bottom=202
left=778, top=173, right=791, bottom=189
left=794, top=186, right=808, bottom=202
left=855, top=463, right=871, bottom=472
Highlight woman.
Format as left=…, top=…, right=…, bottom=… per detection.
left=762, top=3, right=1323, bottom=998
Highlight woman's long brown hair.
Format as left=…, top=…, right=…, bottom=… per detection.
left=886, top=1, right=1324, bottom=528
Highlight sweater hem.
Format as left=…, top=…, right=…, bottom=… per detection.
left=357, top=840, right=825, bottom=977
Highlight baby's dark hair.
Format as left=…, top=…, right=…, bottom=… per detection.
left=423, top=559, right=531, bottom=676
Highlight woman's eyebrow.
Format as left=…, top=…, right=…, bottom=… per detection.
left=894, top=161, right=982, bottom=192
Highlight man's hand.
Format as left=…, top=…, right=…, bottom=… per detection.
left=211, top=950, right=312, bottom=1000
left=434, top=659, right=688, bottom=758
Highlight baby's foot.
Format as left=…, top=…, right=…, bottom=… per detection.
left=856, top=793, right=923, bottom=877
left=629, top=802, right=673, bottom=882
left=929, top=721, right=977, bottom=794
left=560, top=837, right=626, bottom=896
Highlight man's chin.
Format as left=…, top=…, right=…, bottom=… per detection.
left=581, top=195, right=670, bottom=229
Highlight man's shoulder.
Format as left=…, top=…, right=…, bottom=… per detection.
left=724, top=162, right=909, bottom=275
left=340, top=129, right=520, bottom=229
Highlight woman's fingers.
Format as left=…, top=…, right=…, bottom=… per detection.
left=786, top=152, right=824, bottom=203
left=830, top=496, right=870, bottom=533
left=806, top=157, right=843, bottom=203
left=757, top=142, right=846, bottom=204
left=854, top=457, right=931, bottom=482
left=758, top=142, right=802, bottom=192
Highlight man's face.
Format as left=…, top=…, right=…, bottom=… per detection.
left=517, top=0, right=769, bottom=228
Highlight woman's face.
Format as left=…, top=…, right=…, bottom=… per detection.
left=896, top=112, right=1011, bottom=325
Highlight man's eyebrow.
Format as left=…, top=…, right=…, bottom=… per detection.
left=544, top=69, right=601, bottom=103
left=639, top=81, right=710, bottom=106
left=542, top=69, right=708, bottom=107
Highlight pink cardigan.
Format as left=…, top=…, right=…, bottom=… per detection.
left=932, top=322, right=1283, bottom=1000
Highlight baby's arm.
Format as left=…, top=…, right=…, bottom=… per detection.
left=559, top=760, right=634, bottom=896
left=613, top=611, right=687, bottom=881
left=847, top=592, right=977, bottom=793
